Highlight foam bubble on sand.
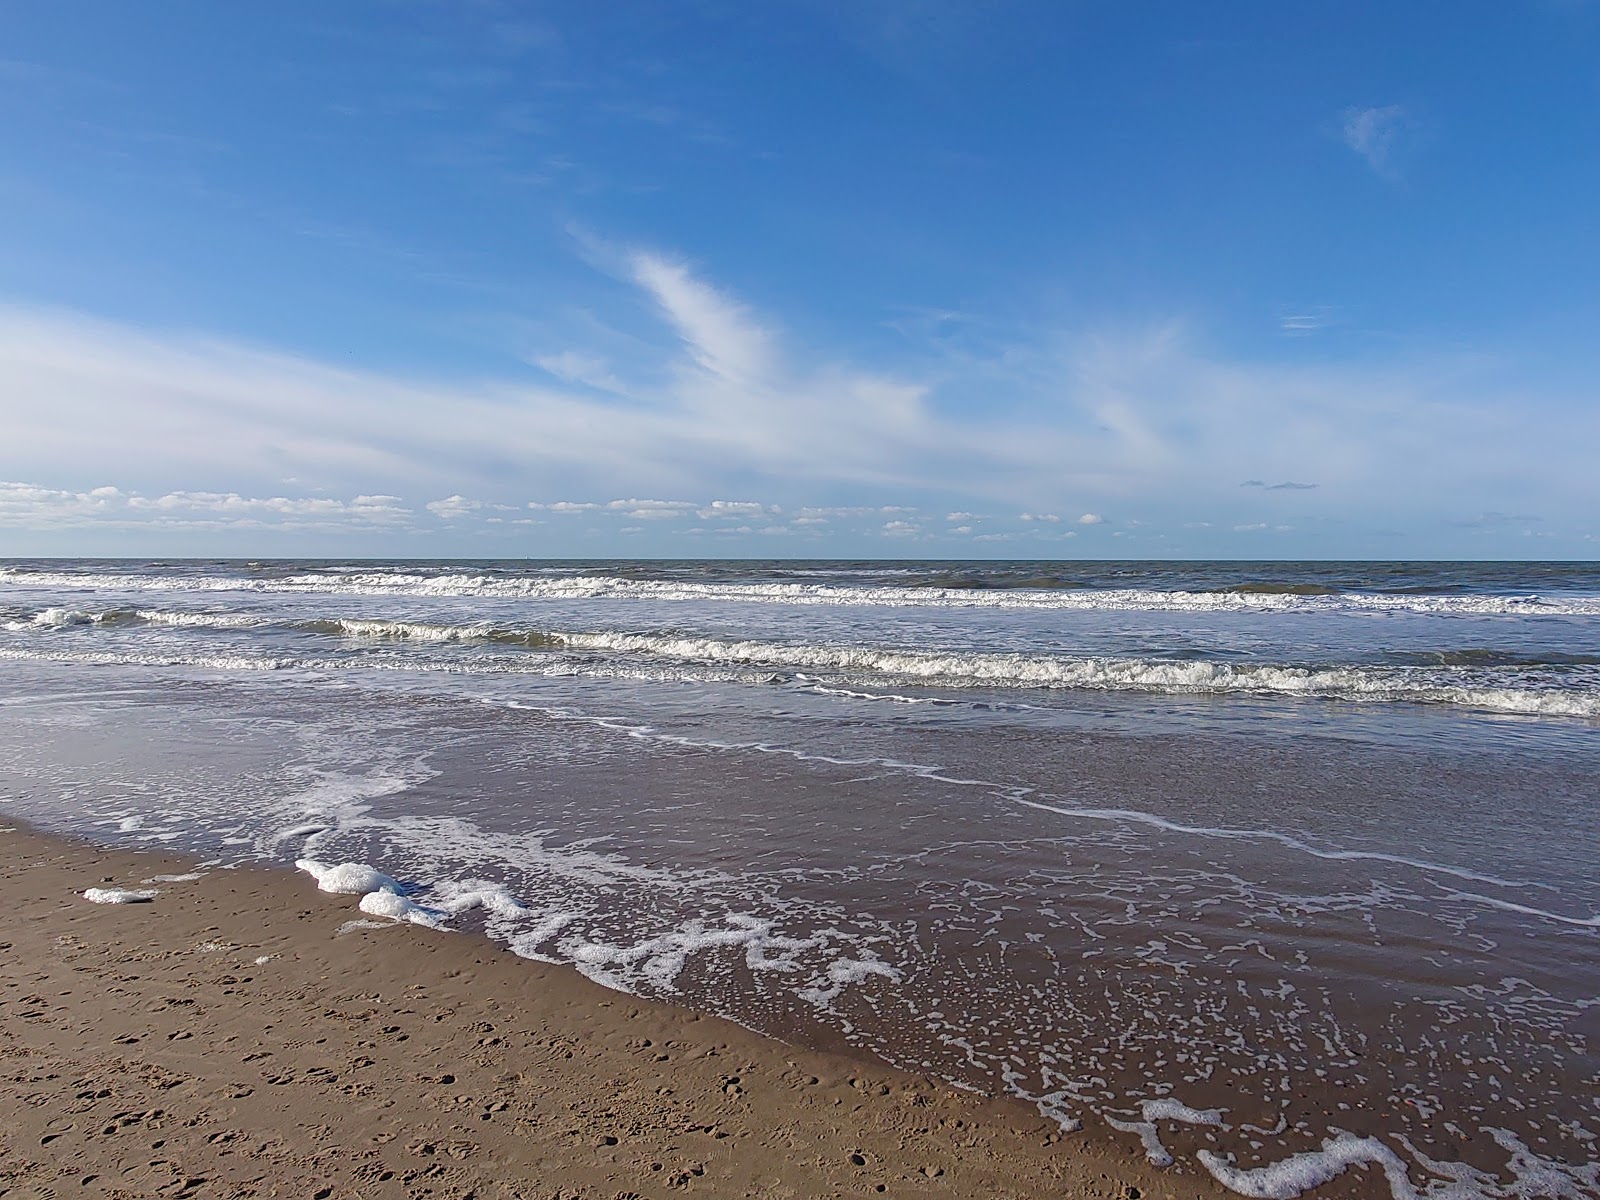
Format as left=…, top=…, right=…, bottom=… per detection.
left=144, top=872, right=205, bottom=883
left=1196, top=1132, right=1415, bottom=1198
left=358, top=889, right=444, bottom=927
left=294, top=859, right=399, bottom=895
left=295, top=857, right=448, bottom=927
left=83, top=886, right=158, bottom=904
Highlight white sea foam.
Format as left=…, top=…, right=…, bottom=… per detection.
left=798, top=956, right=904, bottom=1005
left=1142, top=1098, right=1228, bottom=1126
left=1201, top=1129, right=1600, bottom=1199
left=331, top=617, right=492, bottom=641
left=136, top=609, right=263, bottom=629
left=5, top=609, right=1595, bottom=718
left=431, top=880, right=530, bottom=919
left=505, top=912, right=581, bottom=961
left=1010, top=797, right=1600, bottom=928
left=0, top=647, right=292, bottom=671
left=6, top=565, right=1600, bottom=617
left=1108, top=1098, right=1228, bottom=1167
left=358, top=889, right=442, bottom=926
left=564, top=915, right=828, bottom=993
left=3, top=606, right=98, bottom=630
left=294, top=859, right=399, bottom=895
left=554, top=631, right=1600, bottom=717
left=1197, top=1132, right=1416, bottom=1198
left=83, top=886, right=159, bottom=904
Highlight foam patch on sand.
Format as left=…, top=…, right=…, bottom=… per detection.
left=295, top=859, right=399, bottom=895
left=358, top=889, right=444, bottom=927
left=296, top=857, right=447, bottom=927
left=83, top=886, right=159, bottom=904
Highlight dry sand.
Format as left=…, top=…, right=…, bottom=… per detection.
left=0, top=822, right=1231, bottom=1200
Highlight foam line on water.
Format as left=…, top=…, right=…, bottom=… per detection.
left=1010, top=798, right=1557, bottom=895
left=498, top=696, right=1600, bottom=932
left=1108, top=1099, right=1229, bottom=1167
left=1196, top=1133, right=1417, bottom=1198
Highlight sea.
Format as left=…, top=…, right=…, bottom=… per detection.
left=1, top=558, right=1596, bottom=1198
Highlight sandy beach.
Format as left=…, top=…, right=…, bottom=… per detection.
left=0, top=822, right=1231, bottom=1200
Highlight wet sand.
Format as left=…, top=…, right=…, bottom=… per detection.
left=0, top=822, right=1226, bottom=1199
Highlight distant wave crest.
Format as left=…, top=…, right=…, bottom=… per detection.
left=5, top=566, right=1600, bottom=617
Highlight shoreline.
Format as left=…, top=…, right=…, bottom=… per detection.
left=0, top=820, right=1231, bottom=1199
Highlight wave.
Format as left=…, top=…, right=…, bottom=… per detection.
left=551, top=631, right=1600, bottom=717
left=3, top=607, right=260, bottom=632
left=6, top=566, right=1600, bottom=616
left=299, top=617, right=563, bottom=649
left=1386, top=647, right=1600, bottom=668
left=8, top=614, right=1595, bottom=717
left=1214, top=582, right=1342, bottom=596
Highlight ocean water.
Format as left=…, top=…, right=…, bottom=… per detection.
left=1, top=557, right=1596, bottom=1198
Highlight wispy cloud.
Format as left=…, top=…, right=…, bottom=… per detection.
left=1341, top=104, right=1407, bottom=179
left=1, top=235, right=1594, bottom=551
left=1278, top=307, right=1336, bottom=336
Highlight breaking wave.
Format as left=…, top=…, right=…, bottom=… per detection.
left=5, top=566, right=1600, bottom=617
left=5, top=608, right=1597, bottom=717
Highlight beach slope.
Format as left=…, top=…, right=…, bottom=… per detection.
left=0, top=825, right=1217, bottom=1199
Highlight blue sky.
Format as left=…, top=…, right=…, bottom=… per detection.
left=2, top=1, right=1597, bottom=558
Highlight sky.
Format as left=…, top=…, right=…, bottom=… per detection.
left=2, top=1, right=1598, bottom=559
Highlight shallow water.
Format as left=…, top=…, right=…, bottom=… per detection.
left=2, top=558, right=1596, bottom=1197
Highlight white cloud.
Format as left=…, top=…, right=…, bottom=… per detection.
left=0, top=480, right=417, bottom=532
left=1077, top=512, right=1104, bottom=525
left=1279, top=309, right=1334, bottom=336
left=630, top=252, right=773, bottom=384
left=700, top=499, right=768, bottom=518
left=1341, top=105, right=1406, bottom=179
left=426, top=495, right=482, bottom=519
left=533, top=350, right=626, bottom=393
left=1020, top=512, right=1060, bottom=522
left=1, top=238, right=1594, bottom=552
